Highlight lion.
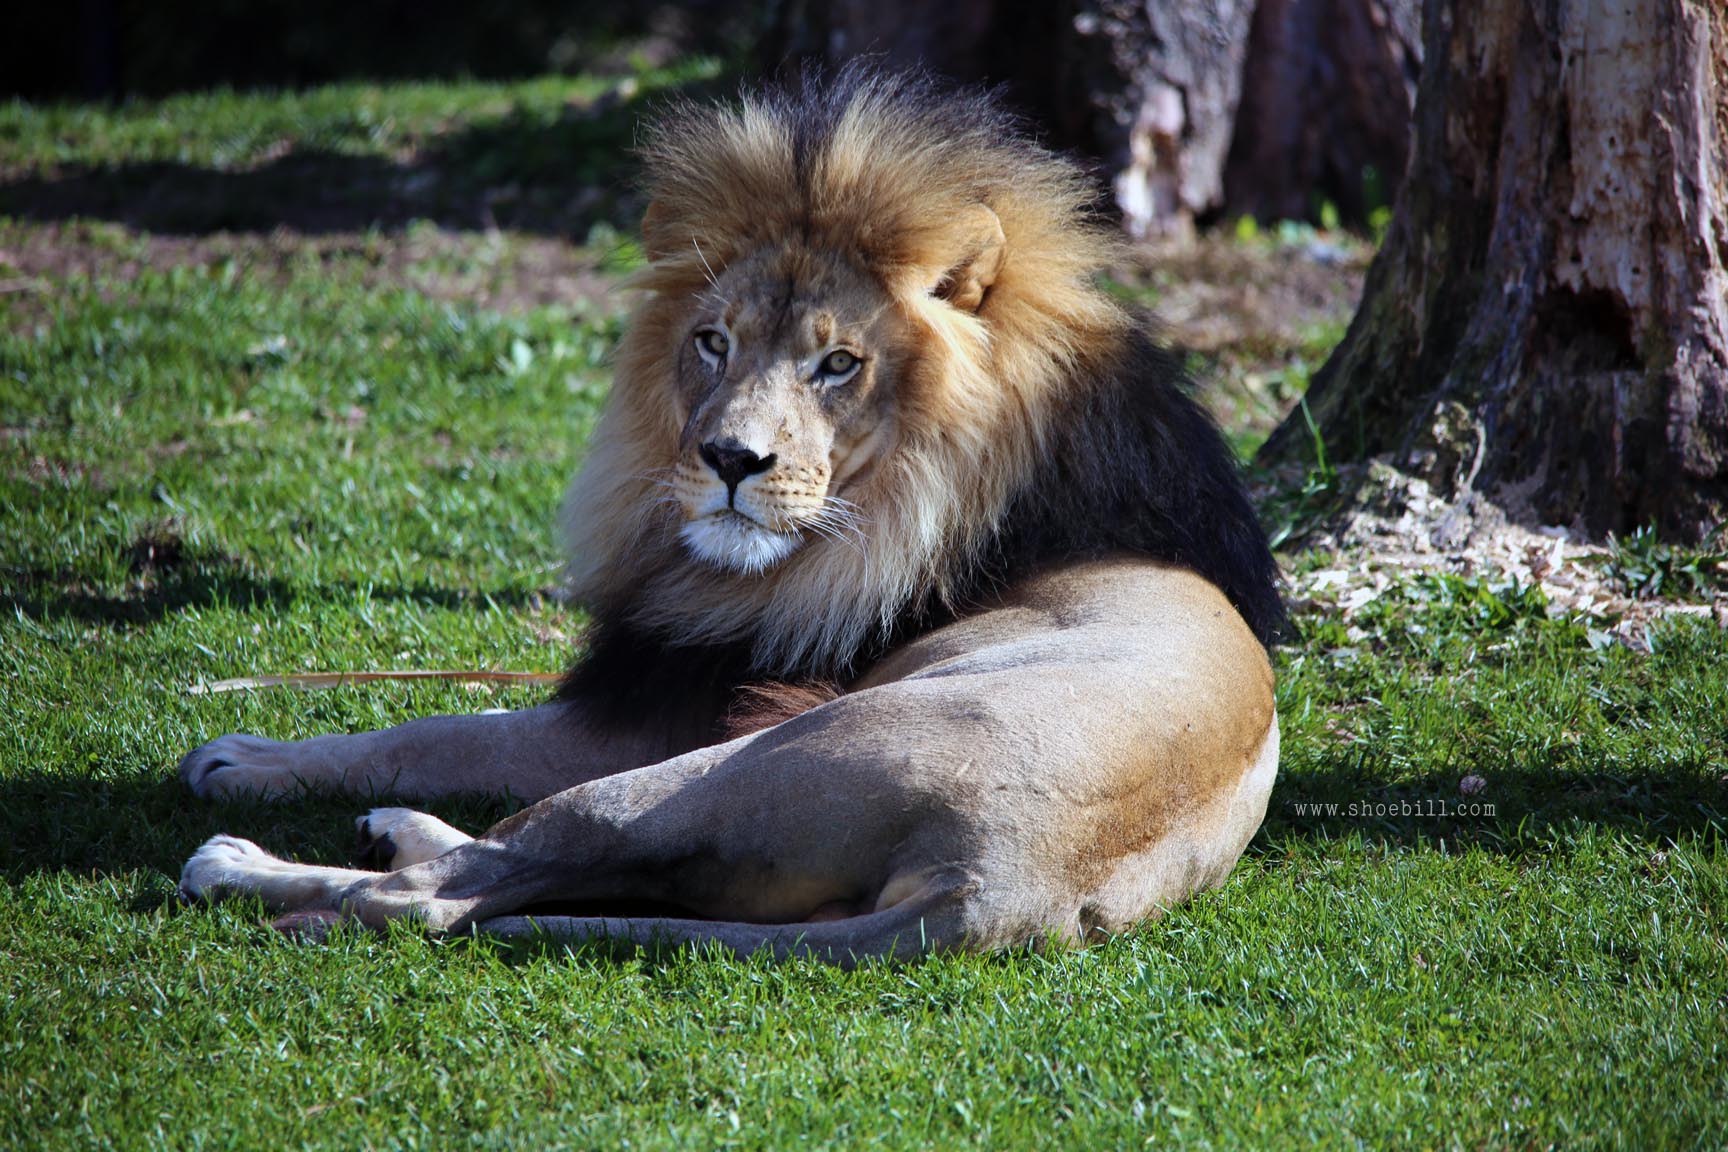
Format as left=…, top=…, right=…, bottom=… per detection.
left=175, top=68, right=1285, bottom=962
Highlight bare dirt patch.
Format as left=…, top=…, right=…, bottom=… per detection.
left=0, top=220, right=619, bottom=323
left=1132, top=234, right=1368, bottom=356
left=1124, top=233, right=1371, bottom=447
left=4, top=224, right=1370, bottom=414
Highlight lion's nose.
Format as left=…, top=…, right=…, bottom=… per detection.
left=699, top=440, right=777, bottom=496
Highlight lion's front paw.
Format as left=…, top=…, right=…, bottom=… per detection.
left=178, top=834, right=277, bottom=903
left=179, top=734, right=315, bottom=801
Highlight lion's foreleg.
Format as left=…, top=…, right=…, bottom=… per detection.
left=179, top=701, right=645, bottom=803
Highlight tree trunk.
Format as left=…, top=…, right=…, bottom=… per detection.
left=1054, top=1, right=1257, bottom=237
left=760, top=0, right=1422, bottom=235
left=1224, top=0, right=1422, bottom=225
left=1261, top=0, right=1728, bottom=543
left=759, top=0, right=1256, bottom=237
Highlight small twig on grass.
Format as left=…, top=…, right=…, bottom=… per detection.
left=186, top=670, right=564, bottom=695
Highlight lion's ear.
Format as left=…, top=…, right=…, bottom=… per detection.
left=931, top=204, right=1005, bottom=312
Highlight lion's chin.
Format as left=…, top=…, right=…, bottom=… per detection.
left=680, top=512, right=805, bottom=575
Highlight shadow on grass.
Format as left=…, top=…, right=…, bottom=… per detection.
left=3, top=759, right=1722, bottom=895
left=1255, top=760, right=1728, bottom=856
left=4, top=560, right=299, bottom=626
left=0, top=771, right=514, bottom=891
left=0, top=76, right=723, bottom=237
left=4, top=560, right=551, bottom=625
left=1, top=757, right=1718, bottom=974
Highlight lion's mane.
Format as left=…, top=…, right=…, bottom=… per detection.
left=561, top=68, right=1283, bottom=740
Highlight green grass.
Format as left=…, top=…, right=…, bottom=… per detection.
left=0, top=64, right=721, bottom=175
left=0, top=61, right=721, bottom=236
left=3, top=75, right=1727, bottom=1151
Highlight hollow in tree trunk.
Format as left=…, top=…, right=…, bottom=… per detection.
left=1262, top=0, right=1728, bottom=543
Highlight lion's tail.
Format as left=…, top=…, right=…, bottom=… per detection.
left=471, top=878, right=968, bottom=967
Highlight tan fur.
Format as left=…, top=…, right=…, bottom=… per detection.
left=175, top=75, right=1281, bottom=962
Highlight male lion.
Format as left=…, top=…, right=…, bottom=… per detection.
left=177, top=69, right=1285, bottom=961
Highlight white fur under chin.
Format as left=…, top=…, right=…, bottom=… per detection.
left=681, top=513, right=805, bottom=574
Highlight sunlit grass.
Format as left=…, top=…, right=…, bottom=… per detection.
left=0, top=61, right=721, bottom=174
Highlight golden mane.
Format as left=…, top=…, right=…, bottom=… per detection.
left=562, top=70, right=1198, bottom=676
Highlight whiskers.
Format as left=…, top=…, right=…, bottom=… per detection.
left=635, top=465, right=682, bottom=488
left=800, top=496, right=870, bottom=563
left=631, top=460, right=870, bottom=570
left=692, top=236, right=721, bottom=290
left=636, top=466, right=689, bottom=515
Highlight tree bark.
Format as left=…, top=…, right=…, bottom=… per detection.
left=759, top=0, right=1256, bottom=237
left=1261, top=0, right=1728, bottom=543
left=1055, top=1, right=1257, bottom=237
left=1224, top=0, right=1422, bottom=225
left=760, top=0, right=1423, bottom=234
left=1029, top=3, right=1254, bottom=236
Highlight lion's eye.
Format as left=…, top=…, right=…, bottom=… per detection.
left=818, top=349, right=860, bottom=380
left=694, top=328, right=730, bottom=363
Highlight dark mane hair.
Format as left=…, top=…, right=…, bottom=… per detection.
left=985, top=326, right=1286, bottom=645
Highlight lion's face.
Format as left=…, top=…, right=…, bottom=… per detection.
left=665, top=245, right=910, bottom=574
left=563, top=77, right=1138, bottom=672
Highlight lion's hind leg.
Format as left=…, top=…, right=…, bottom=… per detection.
left=179, top=835, right=376, bottom=910
left=355, top=808, right=475, bottom=870
left=180, top=806, right=477, bottom=913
